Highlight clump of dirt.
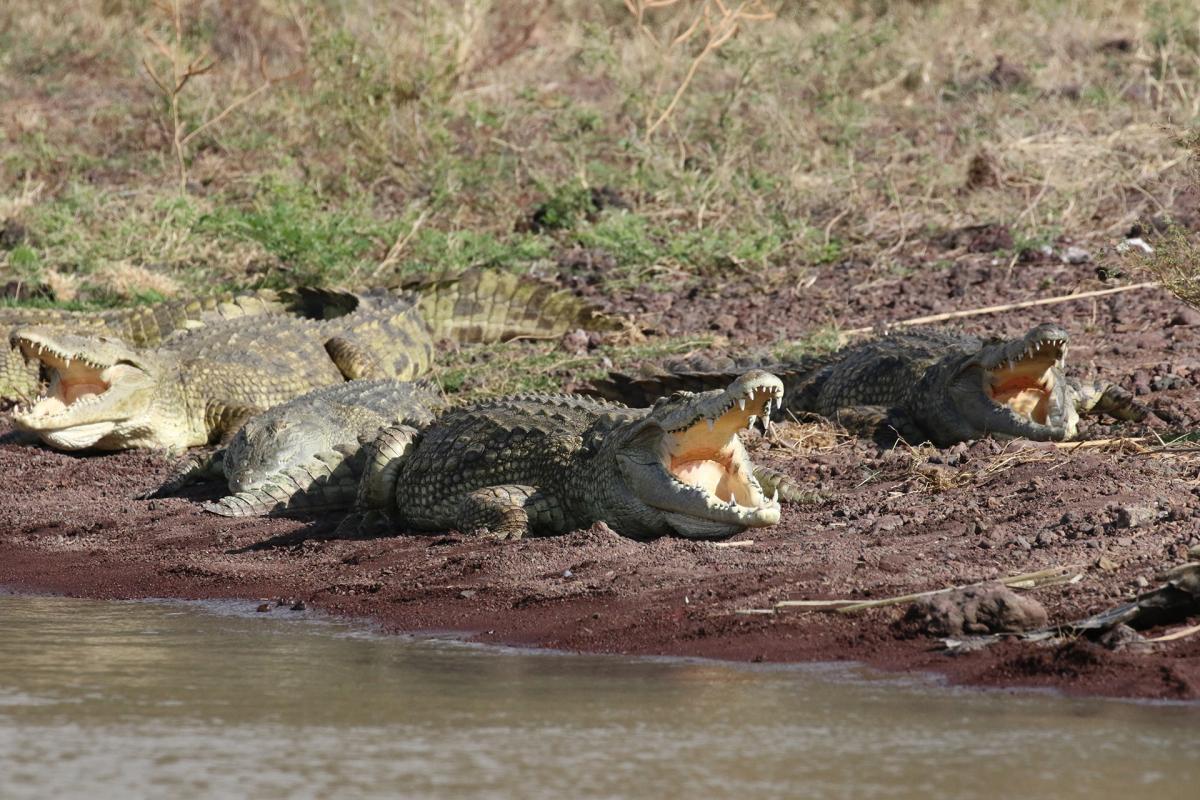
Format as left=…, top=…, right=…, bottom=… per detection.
left=899, top=584, right=1048, bottom=638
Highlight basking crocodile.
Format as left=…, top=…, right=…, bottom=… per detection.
left=2, top=268, right=615, bottom=404
left=10, top=289, right=431, bottom=451
left=9, top=270, right=616, bottom=453
left=593, top=324, right=1147, bottom=447
left=1, top=291, right=286, bottom=403
left=338, top=371, right=785, bottom=540
left=173, top=379, right=442, bottom=517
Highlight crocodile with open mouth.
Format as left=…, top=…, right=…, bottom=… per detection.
left=338, top=371, right=786, bottom=540
left=8, top=288, right=431, bottom=452
left=8, top=270, right=618, bottom=453
left=592, top=324, right=1146, bottom=447
left=0, top=291, right=289, bottom=405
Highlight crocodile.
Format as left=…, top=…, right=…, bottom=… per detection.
left=1, top=291, right=286, bottom=403
left=9, top=288, right=431, bottom=451
left=592, top=324, right=1147, bottom=447
left=338, top=371, right=785, bottom=540
left=174, top=379, right=442, bottom=517
left=8, top=270, right=617, bottom=453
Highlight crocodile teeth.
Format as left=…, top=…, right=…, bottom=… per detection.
left=706, top=418, right=715, bottom=431
left=770, top=487, right=779, bottom=504
left=747, top=414, right=757, bottom=430
left=738, top=398, right=746, bottom=411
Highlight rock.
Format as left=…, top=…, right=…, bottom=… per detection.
left=1169, top=307, right=1200, bottom=327
left=559, top=328, right=590, bottom=355
left=1113, top=504, right=1155, bottom=528
left=1061, top=246, right=1091, bottom=264
left=1034, top=531, right=1059, bottom=548
left=290, top=600, right=307, bottom=611
left=712, top=313, right=738, bottom=331
left=902, top=583, right=1048, bottom=637
left=0, top=219, right=28, bottom=250
left=985, top=55, right=1028, bottom=90
left=871, top=514, right=904, bottom=533
left=1151, top=374, right=1184, bottom=391
left=1097, top=624, right=1150, bottom=653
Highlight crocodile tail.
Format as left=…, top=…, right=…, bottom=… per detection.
left=107, top=290, right=287, bottom=345
left=590, top=353, right=834, bottom=412
left=202, top=450, right=362, bottom=517
left=405, top=268, right=620, bottom=344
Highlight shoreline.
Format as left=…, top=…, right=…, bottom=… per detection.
left=2, top=431, right=1197, bottom=702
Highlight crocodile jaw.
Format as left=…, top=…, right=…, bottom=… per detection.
left=984, top=343, right=1062, bottom=425
left=620, top=371, right=784, bottom=538
left=954, top=325, right=1073, bottom=439
left=9, top=331, right=163, bottom=450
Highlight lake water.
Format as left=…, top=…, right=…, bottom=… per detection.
left=0, top=594, right=1196, bottom=799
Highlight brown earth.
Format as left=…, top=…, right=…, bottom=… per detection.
left=3, top=244, right=1200, bottom=701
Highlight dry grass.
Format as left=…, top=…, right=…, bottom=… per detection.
left=0, top=0, right=1197, bottom=301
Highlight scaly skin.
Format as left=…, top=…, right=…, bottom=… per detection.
left=1, top=268, right=617, bottom=404
left=194, top=379, right=442, bottom=517
left=342, top=371, right=786, bottom=540
left=594, top=324, right=1147, bottom=447
left=9, top=290, right=433, bottom=451
left=0, top=291, right=287, bottom=403
left=8, top=270, right=618, bottom=453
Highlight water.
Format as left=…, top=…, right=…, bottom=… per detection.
left=0, top=595, right=1196, bottom=800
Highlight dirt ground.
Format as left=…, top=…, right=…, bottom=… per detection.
left=3, top=249, right=1200, bottom=700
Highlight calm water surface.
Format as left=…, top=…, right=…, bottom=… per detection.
left=0, top=594, right=1197, bottom=799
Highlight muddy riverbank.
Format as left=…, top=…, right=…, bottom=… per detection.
left=3, top=253, right=1200, bottom=700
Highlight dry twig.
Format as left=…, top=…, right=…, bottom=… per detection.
left=753, top=565, right=1084, bottom=616
left=142, top=0, right=300, bottom=193
left=842, top=282, right=1161, bottom=337
left=623, top=0, right=775, bottom=139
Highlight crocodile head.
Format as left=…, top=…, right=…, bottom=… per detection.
left=223, top=413, right=327, bottom=493
left=611, top=370, right=784, bottom=538
left=8, top=329, right=181, bottom=450
left=946, top=323, right=1078, bottom=441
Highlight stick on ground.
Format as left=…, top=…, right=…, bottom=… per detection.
left=843, top=282, right=1160, bottom=336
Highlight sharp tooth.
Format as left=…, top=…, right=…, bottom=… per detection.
left=771, top=487, right=779, bottom=503
left=706, top=418, right=715, bottom=431
left=738, top=398, right=746, bottom=411
left=774, top=396, right=783, bottom=411
left=747, top=414, right=757, bottom=429
left=762, top=416, right=771, bottom=433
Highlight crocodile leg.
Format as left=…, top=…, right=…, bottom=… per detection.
left=203, top=450, right=362, bottom=517
left=324, top=336, right=389, bottom=380
left=144, top=449, right=225, bottom=498
left=752, top=466, right=823, bottom=504
left=1073, top=380, right=1148, bottom=422
left=356, top=424, right=423, bottom=510
left=457, top=484, right=559, bottom=540
left=833, top=405, right=927, bottom=445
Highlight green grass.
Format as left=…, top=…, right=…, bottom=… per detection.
left=1, top=0, right=1198, bottom=367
